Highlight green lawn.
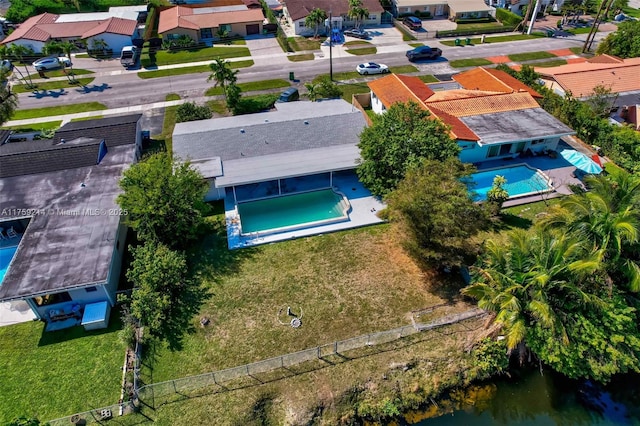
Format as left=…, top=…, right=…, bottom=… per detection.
left=166, top=93, right=181, bottom=101
left=0, top=319, right=125, bottom=423
left=534, top=59, right=568, bottom=67
left=454, top=21, right=505, bottom=31
left=440, top=33, right=545, bottom=46
left=12, top=78, right=95, bottom=94
left=314, top=66, right=417, bottom=82
left=26, top=68, right=93, bottom=79
left=11, top=102, right=107, bottom=120
left=345, top=46, right=377, bottom=55
left=390, top=65, right=419, bottom=73
left=287, top=53, right=315, bottom=62
left=408, top=43, right=424, bottom=48
left=570, top=46, right=584, bottom=54
left=508, top=51, right=556, bottom=62
left=418, top=74, right=439, bottom=83
left=567, top=27, right=594, bottom=34
left=449, top=58, right=493, bottom=68
left=621, top=5, right=640, bottom=17
left=137, top=60, right=254, bottom=79
left=142, top=46, right=250, bottom=68
left=70, top=115, right=103, bottom=122
left=204, top=79, right=290, bottom=96
left=287, top=37, right=322, bottom=51
left=1, top=121, right=62, bottom=132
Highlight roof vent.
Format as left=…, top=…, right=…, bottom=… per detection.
left=304, top=120, right=309, bottom=125
left=240, top=129, right=245, bottom=133
left=61, top=138, right=66, bottom=143
left=264, top=119, right=269, bottom=123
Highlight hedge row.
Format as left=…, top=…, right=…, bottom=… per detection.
left=496, top=8, right=523, bottom=26
left=436, top=25, right=516, bottom=37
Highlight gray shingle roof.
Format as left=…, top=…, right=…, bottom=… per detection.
left=52, top=113, right=141, bottom=146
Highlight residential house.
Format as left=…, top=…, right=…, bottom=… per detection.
left=282, top=0, right=384, bottom=36
left=367, top=68, right=574, bottom=163
left=392, top=0, right=495, bottom=20
left=158, top=3, right=265, bottom=41
left=0, top=114, right=142, bottom=330
left=1, top=9, right=141, bottom=53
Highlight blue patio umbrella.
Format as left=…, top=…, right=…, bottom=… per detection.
left=560, top=149, right=603, bottom=174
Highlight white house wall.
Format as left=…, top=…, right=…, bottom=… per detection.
left=86, top=32, right=135, bottom=54
left=7, top=39, right=45, bottom=53
left=370, top=92, right=386, bottom=114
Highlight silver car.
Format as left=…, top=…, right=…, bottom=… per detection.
left=32, top=56, right=72, bottom=71
left=356, top=62, right=389, bottom=75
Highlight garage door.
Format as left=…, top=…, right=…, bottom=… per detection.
left=246, top=24, right=260, bottom=35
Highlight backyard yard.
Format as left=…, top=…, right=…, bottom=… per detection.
left=0, top=319, right=125, bottom=423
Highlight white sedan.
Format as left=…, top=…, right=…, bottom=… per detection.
left=356, top=62, right=389, bottom=75
left=32, top=56, right=72, bottom=71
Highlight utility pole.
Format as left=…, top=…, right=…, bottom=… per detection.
left=329, top=10, right=333, bottom=81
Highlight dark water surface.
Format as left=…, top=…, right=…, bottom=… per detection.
left=407, top=370, right=640, bottom=426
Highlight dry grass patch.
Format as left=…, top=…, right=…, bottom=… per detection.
left=143, top=224, right=469, bottom=385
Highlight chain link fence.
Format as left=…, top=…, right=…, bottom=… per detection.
left=46, top=308, right=485, bottom=424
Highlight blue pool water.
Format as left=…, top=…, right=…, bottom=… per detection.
left=0, top=246, right=18, bottom=285
left=470, top=165, right=551, bottom=201
left=238, top=189, right=348, bottom=234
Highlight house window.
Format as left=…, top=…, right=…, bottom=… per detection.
left=201, top=28, right=213, bottom=38
left=515, top=142, right=526, bottom=153
left=424, top=6, right=430, bottom=11
left=33, top=292, right=72, bottom=306
left=405, top=7, right=411, bottom=12
left=531, top=138, right=545, bottom=145
left=85, top=286, right=98, bottom=293
left=299, top=21, right=306, bottom=27
left=368, top=14, right=376, bottom=19
left=220, top=24, right=232, bottom=32
left=487, top=145, right=500, bottom=158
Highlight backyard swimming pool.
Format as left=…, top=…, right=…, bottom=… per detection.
left=470, top=165, right=553, bottom=201
left=0, top=246, right=18, bottom=285
left=238, top=189, right=350, bottom=236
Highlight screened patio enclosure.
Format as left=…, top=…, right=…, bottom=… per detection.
left=232, top=172, right=337, bottom=203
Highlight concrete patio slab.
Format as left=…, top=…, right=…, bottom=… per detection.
left=0, top=300, right=37, bottom=327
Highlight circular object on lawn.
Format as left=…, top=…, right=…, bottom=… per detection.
left=291, top=318, right=302, bottom=328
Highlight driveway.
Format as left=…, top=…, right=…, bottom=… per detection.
left=423, top=18, right=457, bottom=32
left=245, top=35, right=286, bottom=66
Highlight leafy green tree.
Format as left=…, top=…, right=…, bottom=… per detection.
left=357, top=101, right=460, bottom=197
left=226, top=83, right=242, bottom=113
left=384, top=158, right=487, bottom=268
left=305, top=8, right=327, bottom=38
left=208, top=57, right=239, bottom=111
left=7, top=417, right=44, bottom=426
left=527, top=289, right=640, bottom=383
left=463, top=229, right=602, bottom=350
left=127, top=242, right=200, bottom=349
left=536, top=169, right=640, bottom=292
left=315, top=75, right=342, bottom=98
left=176, top=101, right=213, bottom=122
left=0, top=69, right=18, bottom=126
left=117, top=152, right=210, bottom=250
left=586, top=84, right=616, bottom=117
left=471, top=338, right=509, bottom=380
left=43, top=40, right=62, bottom=56
left=348, top=0, right=369, bottom=29
left=596, top=20, right=640, bottom=58
left=304, top=81, right=319, bottom=101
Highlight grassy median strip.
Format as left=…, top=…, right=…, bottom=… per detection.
left=345, top=46, right=377, bottom=55
left=12, top=78, right=95, bottom=93
left=138, top=60, right=254, bottom=79
left=1, top=120, right=62, bottom=132
left=26, top=68, right=93, bottom=79
left=288, top=37, right=322, bottom=51
left=204, top=79, right=290, bottom=96
left=142, top=46, right=250, bottom=68
left=449, top=58, right=493, bottom=68
left=533, top=59, right=568, bottom=67
left=508, top=51, right=556, bottom=61
left=440, top=33, right=545, bottom=46
left=11, top=102, right=107, bottom=120
left=287, top=53, right=315, bottom=62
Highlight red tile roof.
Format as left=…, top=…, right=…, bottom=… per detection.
left=284, top=0, right=383, bottom=21
left=453, top=67, right=542, bottom=98
left=1, top=12, right=136, bottom=44
left=367, top=74, right=432, bottom=109
left=158, top=5, right=265, bottom=33
left=426, top=92, right=541, bottom=117
left=537, top=56, right=640, bottom=97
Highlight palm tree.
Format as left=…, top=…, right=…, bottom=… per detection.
left=59, top=41, right=78, bottom=83
left=8, top=44, right=36, bottom=89
left=43, top=40, right=62, bottom=56
left=207, top=58, right=239, bottom=110
left=348, top=0, right=369, bottom=30
left=536, top=170, right=640, bottom=292
left=305, top=8, right=327, bottom=39
left=463, top=229, right=603, bottom=350
left=0, top=68, right=18, bottom=126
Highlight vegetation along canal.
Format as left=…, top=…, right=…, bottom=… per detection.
left=406, top=369, right=640, bottom=425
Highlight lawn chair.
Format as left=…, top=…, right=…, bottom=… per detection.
left=7, top=227, right=18, bottom=238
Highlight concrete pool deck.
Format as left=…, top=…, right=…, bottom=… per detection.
left=224, top=173, right=385, bottom=249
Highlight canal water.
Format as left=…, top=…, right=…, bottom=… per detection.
left=406, top=369, right=640, bottom=425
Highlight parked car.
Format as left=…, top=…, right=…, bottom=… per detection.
left=120, top=46, right=139, bottom=68
left=344, top=28, right=370, bottom=39
left=356, top=62, right=389, bottom=75
left=403, top=16, right=422, bottom=30
left=276, top=87, right=300, bottom=103
left=406, top=46, right=442, bottom=62
left=32, top=56, right=71, bottom=71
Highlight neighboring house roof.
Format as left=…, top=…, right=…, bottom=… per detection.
left=53, top=114, right=142, bottom=146
left=284, top=0, right=384, bottom=21
left=368, top=72, right=574, bottom=144
left=395, top=0, right=446, bottom=7
left=0, top=115, right=141, bottom=302
left=173, top=100, right=367, bottom=187
left=368, top=74, right=434, bottom=107
left=448, top=0, right=493, bottom=13
left=537, top=56, right=640, bottom=98
left=2, top=12, right=137, bottom=44
left=158, top=5, right=264, bottom=33
left=453, top=67, right=542, bottom=98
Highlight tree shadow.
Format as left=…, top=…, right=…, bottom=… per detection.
left=76, top=83, right=111, bottom=93
left=497, top=213, right=533, bottom=230
left=28, top=88, right=67, bottom=99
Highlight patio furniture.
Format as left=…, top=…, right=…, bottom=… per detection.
left=560, top=149, right=603, bottom=174
left=81, top=301, right=111, bottom=330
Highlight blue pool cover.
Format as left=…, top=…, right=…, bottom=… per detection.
left=81, top=301, right=109, bottom=324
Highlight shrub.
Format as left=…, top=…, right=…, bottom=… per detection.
left=496, top=7, right=523, bottom=26
left=176, top=102, right=213, bottom=122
